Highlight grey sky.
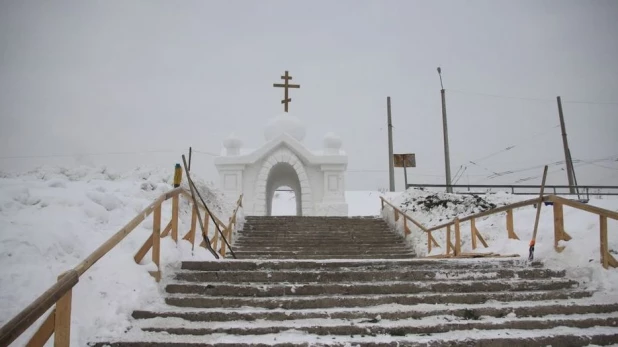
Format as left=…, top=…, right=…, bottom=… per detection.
left=1, top=0, right=617, bottom=190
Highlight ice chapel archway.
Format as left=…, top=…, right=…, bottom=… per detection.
left=214, top=112, right=349, bottom=216
left=255, top=149, right=312, bottom=216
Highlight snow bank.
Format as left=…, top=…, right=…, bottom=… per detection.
left=0, top=165, right=240, bottom=346
left=382, top=188, right=618, bottom=294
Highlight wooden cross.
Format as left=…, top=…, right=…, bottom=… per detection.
left=273, top=70, right=300, bottom=112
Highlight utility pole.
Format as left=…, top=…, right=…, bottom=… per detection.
left=437, top=67, right=453, bottom=193
left=557, top=96, right=575, bottom=193
left=387, top=97, right=395, bottom=192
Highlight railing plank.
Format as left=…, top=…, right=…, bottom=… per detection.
left=426, top=197, right=543, bottom=232
left=549, top=196, right=618, bottom=220
left=0, top=270, right=78, bottom=347
left=25, top=309, right=54, bottom=347
left=171, top=195, right=179, bottom=242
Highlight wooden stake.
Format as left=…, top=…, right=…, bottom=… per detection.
left=134, top=237, right=153, bottom=264
left=182, top=205, right=198, bottom=250
left=26, top=310, right=55, bottom=347
left=159, top=220, right=173, bottom=238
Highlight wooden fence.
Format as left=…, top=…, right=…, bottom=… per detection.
left=0, top=187, right=242, bottom=347
left=380, top=195, right=618, bottom=268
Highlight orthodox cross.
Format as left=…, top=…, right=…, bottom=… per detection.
left=273, top=70, right=300, bottom=112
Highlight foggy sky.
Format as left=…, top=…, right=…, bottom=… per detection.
left=1, top=0, right=617, bottom=191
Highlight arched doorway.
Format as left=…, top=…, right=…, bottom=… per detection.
left=266, top=162, right=302, bottom=216
left=271, top=186, right=297, bottom=216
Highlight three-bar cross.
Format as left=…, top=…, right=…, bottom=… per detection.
left=273, top=70, right=300, bottom=112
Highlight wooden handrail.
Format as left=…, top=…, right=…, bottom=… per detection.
left=380, top=197, right=428, bottom=232
left=75, top=187, right=183, bottom=276
left=548, top=195, right=618, bottom=220
left=0, top=270, right=78, bottom=347
left=426, top=196, right=546, bottom=232
left=380, top=194, right=617, bottom=268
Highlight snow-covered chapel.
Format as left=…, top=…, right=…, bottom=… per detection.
left=214, top=113, right=348, bottom=216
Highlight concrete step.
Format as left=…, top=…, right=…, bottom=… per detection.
left=87, top=328, right=618, bottom=347
left=232, top=240, right=406, bottom=245
left=165, top=289, right=592, bottom=309
left=136, top=314, right=618, bottom=337
left=229, top=250, right=416, bottom=256
left=180, top=259, right=543, bottom=271
left=174, top=268, right=566, bottom=283
left=132, top=302, right=618, bottom=322
left=165, top=279, right=578, bottom=296
left=231, top=254, right=417, bottom=259
left=234, top=234, right=402, bottom=240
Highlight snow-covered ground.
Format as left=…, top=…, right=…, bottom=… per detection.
left=1, top=167, right=617, bottom=346
left=0, top=166, right=236, bottom=346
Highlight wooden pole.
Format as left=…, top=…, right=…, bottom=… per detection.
left=188, top=147, right=192, bottom=172
left=557, top=96, right=576, bottom=193
left=387, top=97, right=395, bottom=192
left=529, top=165, right=549, bottom=261
left=438, top=67, right=452, bottom=194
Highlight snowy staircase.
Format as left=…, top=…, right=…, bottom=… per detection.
left=90, top=216, right=618, bottom=346
left=229, top=216, right=416, bottom=259
left=91, top=259, right=618, bottom=346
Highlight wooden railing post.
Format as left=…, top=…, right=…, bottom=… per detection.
left=446, top=226, right=452, bottom=255
left=454, top=218, right=461, bottom=256
left=171, top=195, right=179, bottom=243
left=54, top=274, right=72, bottom=347
left=506, top=209, right=519, bottom=240
left=403, top=218, right=411, bottom=236
left=150, top=204, right=161, bottom=282
left=553, top=202, right=572, bottom=252
left=394, top=209, right=399, bottom=221
left=599, top=216, right=618, bottom=269
left=471, top=219, right=478, bottom=250
left=182, top=205, right=198, bottom=250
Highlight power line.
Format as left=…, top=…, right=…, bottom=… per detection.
left=0, top=149, right=182, bottom=160
left=446, top=89, right=554, bottom=103
left=446, top=88, right=618, bottom=105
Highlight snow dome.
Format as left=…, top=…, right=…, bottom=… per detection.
left=223, top=133, right=242, bottom=156
left=323, top=132, right=342, bottom=155
left=264, top=113, right=306, bottom=142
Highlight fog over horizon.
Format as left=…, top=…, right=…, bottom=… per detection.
left=1, top=0, right=617, bottom=191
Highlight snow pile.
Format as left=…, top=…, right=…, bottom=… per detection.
left=382, top=188, right=618, bottom=294
left=395, top=189, right=514, bottom=226
left=0, top=165, right=241, bottom=346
